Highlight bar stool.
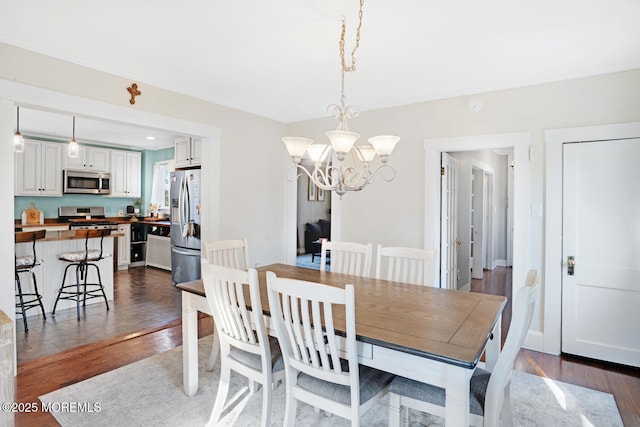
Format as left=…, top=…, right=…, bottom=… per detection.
left=15, top=229, right=47, bottom=332
left=52, top=229, right=112, bottom=320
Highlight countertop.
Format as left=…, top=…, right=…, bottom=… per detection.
left=15, top=230, right=124, bottom=242
left=15, top=217, right=171, bottom=230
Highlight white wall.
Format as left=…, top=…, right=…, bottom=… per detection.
left=287, top=69, right=640, bottom=353
left=0, top=100, right=15, bottom=329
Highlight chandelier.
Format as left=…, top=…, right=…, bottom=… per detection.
left=282, top=0, right=399, bottom=196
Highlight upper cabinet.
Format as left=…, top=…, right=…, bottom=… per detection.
left=15, top=139, right=63, bottom=196
left=109, top=150, right=141, bottom=198
left=63, top=146, right=110, bottom=172
left=175, top=137, right=202, bottom=168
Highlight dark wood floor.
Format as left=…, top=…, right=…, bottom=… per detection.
left=16, top=266, right=183, bottom=363
left=14, top=266, right=640, bottom=426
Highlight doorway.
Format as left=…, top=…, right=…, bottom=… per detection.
left=426, top=134, right=528, bottom=291
left=2, top=80, right=221, bottom=364
left=295, top=166, right=332, bottom=270
left=444, top=150, right=509, bottom=291
left=424, top=131, right=535, bottom=348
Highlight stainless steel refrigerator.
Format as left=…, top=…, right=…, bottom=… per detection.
left=170, top=169, right=201, bottom=284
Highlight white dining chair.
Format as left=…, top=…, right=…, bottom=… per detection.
left=375, top=245, right=436, bottom=286
left=202, top=264, right=284, bottom=427
left=203, top=237, right=250, bottom=269
left=320, top=240, right=373, bottom=277
left=202, top=238, right=250, bottom=371
left=388, top=270, right=540, bottom=427
left=266, top=271, right=394, bottom=426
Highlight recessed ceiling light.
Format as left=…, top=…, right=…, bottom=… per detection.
left=145, top=136, right=156, bottom=140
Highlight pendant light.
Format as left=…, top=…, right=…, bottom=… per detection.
left=68, top=116, right=79, bottom=158
left=13, top=106, right=24, bottom=153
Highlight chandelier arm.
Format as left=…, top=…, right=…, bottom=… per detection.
left=365, top=163, right=396, bottom=183
left=311, top=165, right=332, bottom=190
left=286, top=164, right=313, bottom=183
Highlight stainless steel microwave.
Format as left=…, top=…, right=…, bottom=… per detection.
left=63, top=170, right=111, bottom=194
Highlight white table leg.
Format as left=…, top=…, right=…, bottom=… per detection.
left=182, top=292, right=199, bottom=397
left=444, top=365, right=472, bottom=427
left=485, top=314, right=502, bottom=372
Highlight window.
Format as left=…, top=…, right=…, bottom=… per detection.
left=150, top=160, right=174, bottom=213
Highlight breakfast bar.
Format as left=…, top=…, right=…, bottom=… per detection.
left=14, top=230, right=116, bottom=314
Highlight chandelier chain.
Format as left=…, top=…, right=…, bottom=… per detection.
left=338, top=0, right=364, bottom=107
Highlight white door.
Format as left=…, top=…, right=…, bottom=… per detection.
left=562, top=138, right=640, bottom=367
left=471, top=168, right=484, bottom=279
left=440, top=153, right=458, bottom=290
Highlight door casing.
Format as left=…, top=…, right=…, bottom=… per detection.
left=545, top=122, right=640, bottom=355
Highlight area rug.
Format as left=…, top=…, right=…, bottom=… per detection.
left=40, top=337, right=623, bottom=426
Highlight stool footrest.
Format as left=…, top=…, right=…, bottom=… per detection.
left=52, top=261, right=110, bottom=320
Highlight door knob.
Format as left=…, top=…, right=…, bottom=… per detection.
left=567, top=256, right=575, bottom=276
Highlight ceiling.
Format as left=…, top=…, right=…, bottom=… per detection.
left=2, top=1, right=640, bottom=149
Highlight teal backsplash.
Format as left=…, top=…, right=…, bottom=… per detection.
left=15, top=195, right=141, bottom=219
left=15, top=146, right=175, bottom=219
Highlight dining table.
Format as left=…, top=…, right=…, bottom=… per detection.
left=177, top=263, right=506, bottom=427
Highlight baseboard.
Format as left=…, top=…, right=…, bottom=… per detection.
left=523, top=330, right=544, bottom=352
left=491, top=259, right=508, bottom=269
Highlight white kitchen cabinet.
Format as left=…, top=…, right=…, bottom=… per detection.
left=63, top=146, right=110, bottom=172
left=110, top=150, right=141, bottom=198
left=175, top=137, right=202, bottom=168
left=117, top=223, right=131, bottom=269
left=15, top=139, right=63, bottom=196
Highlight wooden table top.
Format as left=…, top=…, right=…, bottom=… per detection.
left=178, top=263, right=507, bottom=368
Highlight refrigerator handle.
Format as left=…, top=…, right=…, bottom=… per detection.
left=185, top=175, right=192, bottom=231
left=171, top=246, right=201, bottom=257
left=179, top=174, right=188, bottom=238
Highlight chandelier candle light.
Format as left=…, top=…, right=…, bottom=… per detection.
left=282, top=0, right=399, bottom=196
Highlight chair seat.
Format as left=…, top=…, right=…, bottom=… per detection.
left=16, top=256, right=42, bottom=269
left=229, top=336, right=285, bottom=372
left=297, top=361, right=395, bottom=405
left=58, top=250, right=112, bottom=262
left=389, top=367, right=491, bottom=416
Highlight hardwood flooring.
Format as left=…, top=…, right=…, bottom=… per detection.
left=14, top=266, right=640, bottom=426
left=16, top=266, right=182, bottom=363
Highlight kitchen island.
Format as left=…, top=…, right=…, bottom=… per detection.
left=14, top=230, right=117, bottom=315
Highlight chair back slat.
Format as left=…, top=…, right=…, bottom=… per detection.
left=202, top=264, right=266, bottom=352
left=203, top=238, right=250, bottom=270
left=320, top=240, right=372, bottom=277
left=376, top=245, right=436, bottom=286
left=267, top=273, right=354, bottom=387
